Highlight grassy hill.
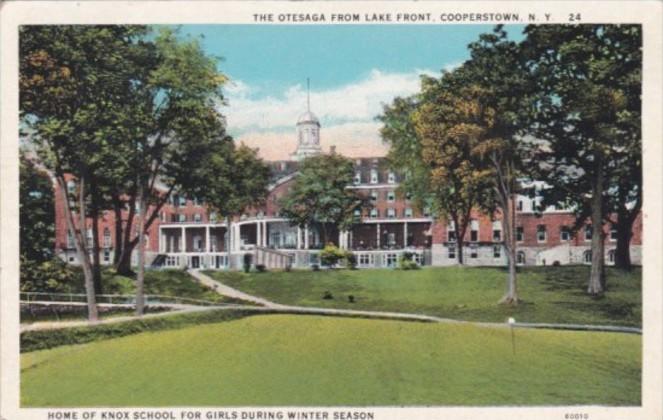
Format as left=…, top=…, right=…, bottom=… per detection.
left=205, top=266, right=642, bottom=327
left=21, top=314, right=641, bottom=406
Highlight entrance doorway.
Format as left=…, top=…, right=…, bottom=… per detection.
left=191, top=256, right=200, bottom=269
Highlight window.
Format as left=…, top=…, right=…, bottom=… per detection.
left=103, top=249, right=110, bottom=263
left=370, top=191, right=378, bottom=202
left=387, top=191, right=395, bottom=202
left=354, top=172, right=361, bottom=185
left=387, top=208, right=396, bottom=218
left=358, top=254, right=373, bottom=266
left=448, top=246, right=456, bottom=259
left=610, top=228, right=617, bottom=241
left=66, top=180, right=76, bottom=194
left=86, top=228, right=93, bottom=244
left=560, top=227, right=571, bottom=241
left=405, top=192, right=412, bottom=202
left=517, top=251, right=526, bottom=265
left=178, top=214, right=186, bottom=223
left=492, top=221, right=502, bottom=242
left=470, top=245, right=478, bottom=258
left=387, top=233, right=396, bottom=246
left=470, top=220, right=479, bottom=242
left=517, top=200, right=523, bottom=211
left=423, top=207, right=431, bottom=217
left=353, top=209, right=361, bottom=218
left=386, top=253, right=398, bottom=267
left=585, top=225, right=592, bottom=241
left=447, top=220, right=456, bottom=242
left=179, top=196, right=187, bottom=206
left=103, top=228, right=111, bottom=248
left=209, top=212, right=217, bottom=222
left=516, top=227, right=524, bottom=242
left=387, top=171, right=396, bottom=184
left=493, top=245, right=501, bottom=258
left=194, top=213, right=202, bottom=223
left=370, top=208, right=378, bottom=218
left=370, top=169, right=378, bottom=184
left=193, top=197, right=201, bottom=207
left=537, top=225, right=547, bottom=242
left=67, top=231, right=75, bottom=248
left=404, top=208, right=413, bottom=218
left=583, top=250, right=592, bottom=264
left=608, top=249, right=616, bottom=263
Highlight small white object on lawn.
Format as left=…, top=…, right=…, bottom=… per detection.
left=508, top=317, right=516, bottom=325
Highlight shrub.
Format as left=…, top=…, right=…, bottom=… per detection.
left=255, top=264, right=267, bottom=273
left=399, top=253, right=420, bottom=270
left=344, top=251, right=357, bottom=270
left=322, top=290, right=333, bottom=300
left=311, top=264, right=320, bottom=271
left=319, top=244, right=345, bottom=268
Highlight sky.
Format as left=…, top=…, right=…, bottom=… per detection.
left=178, top=24, right=525, bottom=160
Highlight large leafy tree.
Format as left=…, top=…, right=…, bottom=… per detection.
left=280, top=153, right=364, bottom=244
left=522, top=24, right=642, bottom=294
left=195, top=143, right=271, bottom=270
left=458, top=26, right=534, bottom=305
left=20, top=25, right=149, bottom=321
left=410, top=72, right=495, bottom=265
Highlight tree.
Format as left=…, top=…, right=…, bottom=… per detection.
left=20, top=151, right=55, bottom=263
left=410, top=72, right=495, bottom=265
left=459, top=26, right=534, bottom=305
left=280, top=153, right=364, bottom=244
left=20, top=25, right=150, bottom=321
left=522, top=25, right=642, bottom=294
left=196, top=143, right=271, bottom=270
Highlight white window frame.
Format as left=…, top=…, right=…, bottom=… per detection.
left=516, top=227, right=524, bottom=243
left=370, top=169, right=378, bottom=184
left=178, top=214, right=186, bottom=223
left=387, top=208, right=396, bottom=218
left=536, top=225, right=547, bottom=243
left=610, top=228, right=617, bottom=242
left=517, top=251, right=526, bottom=265
left=560, top=227, right=571, bottom=242
left=387, top=191, right=395, bottom=202
left=470, top=220, right=479, bottom=242
left=448, top=245, right=456, bottom=259
left=493, top=245, right=501, bottom=258
left=370, top=208, right=378, bottom=218
left=404, top=208, right=413, bottom=218
left=354, top=172, right=361, bottom=185
left=387, top=171, right=396, bottom=184
left=585, top=226, right=592, bottom=242
left=103, top=228, right=112, bottom=248
left=194, top=213, right=202, bottom=223
left=470, top=245, right=478, bottom=259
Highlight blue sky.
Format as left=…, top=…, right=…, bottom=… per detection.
left=177, top=24, right=525, bottom=159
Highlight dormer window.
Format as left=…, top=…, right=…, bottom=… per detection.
left=370, top=169, right=378, bottom=184
left=387, top=171, right=396, bottom=184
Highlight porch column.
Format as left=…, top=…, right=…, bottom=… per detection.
left=304, top=226, right=310, bottom=249
left=263, top=222, right=268, bottom=246
left=338, top=231, right=344, bottom=250
left=376, top=223, right=381, bottom=249
left=297, top=226, right=302, bottom=249
left=206, top=225, right=211, bottom=253
left=180, top=226, right=186, bottom=252
left=256, top=222, right=262, bottom=248
left=403, top=222, right=408, bottom=248
left=158, top=227, right=163, bottom=253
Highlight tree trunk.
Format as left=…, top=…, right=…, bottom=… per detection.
left=57, top=175, right=98, bottom=322
left=588, top=152, right=605, bottom=295
left=90, top=195, right=103, bottom=295
left=614, top=221, right=632, bottom=270
left=135, top=184, right=147, bottom=316
left=499, top=193, right=519, bottom=305
left=112, top=196, right=124, bottom=266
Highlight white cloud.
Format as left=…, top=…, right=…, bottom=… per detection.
left=222, top=68, right=436, bottom=134
left=222, top=68, right=442, bottom=160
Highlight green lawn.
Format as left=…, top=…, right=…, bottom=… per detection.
left=21, top=314, right=641, bottom=406
left=205, top=266, right=642, bottom=327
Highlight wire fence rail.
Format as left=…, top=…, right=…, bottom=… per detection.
left=20, top=292, right=225, bottom=307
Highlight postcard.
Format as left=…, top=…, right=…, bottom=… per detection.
left=1, top=1, right=661, bottom=419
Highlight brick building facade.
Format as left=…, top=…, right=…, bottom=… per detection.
left=54, top=108, right=642, bottom=270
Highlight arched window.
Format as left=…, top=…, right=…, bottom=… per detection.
left=583, top=250, right=592, bottom=264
